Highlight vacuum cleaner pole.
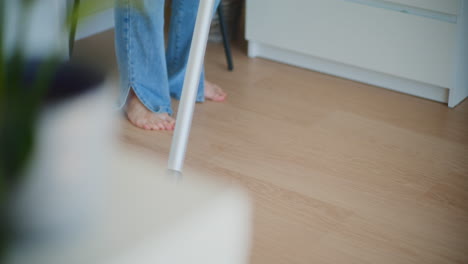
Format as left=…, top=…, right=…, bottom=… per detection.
left=168, top=0, right=216, bottom=173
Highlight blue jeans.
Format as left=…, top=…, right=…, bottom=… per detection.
left=114, top=0, right=220, bottom=115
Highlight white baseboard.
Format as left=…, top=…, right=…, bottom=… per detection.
left=76, top=8, right=115, bottom=40
left=248, top=41, right=450, bottom=105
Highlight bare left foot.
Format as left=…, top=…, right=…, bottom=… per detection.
left=125, top=90, right=175, bottom=131
left=205, top=81, right=227, bottom=102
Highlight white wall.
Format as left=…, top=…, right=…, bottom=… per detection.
left=75, top=8, right=115, bottom=41
left=74, top=0, right=115, bottom=40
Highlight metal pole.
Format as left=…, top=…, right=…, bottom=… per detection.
left=168, top=0, right=216, bottom=173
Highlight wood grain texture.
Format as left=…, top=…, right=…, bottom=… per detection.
left=76, top=31, right=468, bottom=264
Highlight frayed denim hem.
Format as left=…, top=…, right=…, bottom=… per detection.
left=116, top=83, right=173, bottom=115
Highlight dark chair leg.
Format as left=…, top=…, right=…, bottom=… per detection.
left=217, top=3, right=234, bottom=71
left=69, top=0, right=80, bottom=57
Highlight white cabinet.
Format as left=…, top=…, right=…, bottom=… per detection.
left=382, top=0, right=459, bottom=15
left=246, top=0, right=468, bottom=107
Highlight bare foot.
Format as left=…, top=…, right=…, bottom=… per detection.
left=205, top=81, right=227, bottom=102
left=125, top=90, right=175, bottom=131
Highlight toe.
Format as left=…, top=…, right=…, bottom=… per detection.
left=142, top=123, right=151, bottom=130
left=160, top=120, right=168, bottom=130
left=151, top=121, right=162, bottom=130
left=134, top=120, right=144, bottom=129
left=157, top=122, right=165, bottom=130
left=164, top=116, right=176, bottom=130
left=214, top=94, right=226, bottom=102
left=168, top=118, right=176, bottom=128
left=163, top=121, right=172, bottom=130
left=151, top=123, right=160, bottom=130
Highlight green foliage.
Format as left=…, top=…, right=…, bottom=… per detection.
left=0, top=0, right=7, bottom=201
left=0, top=0, right=66, bottom=260
left=0, top=0, right=137, bottom=259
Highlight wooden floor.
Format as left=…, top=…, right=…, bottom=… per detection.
left=77, top=31, right=468, bottom=264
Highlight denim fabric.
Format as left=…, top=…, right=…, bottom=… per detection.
left=114, top=0, right=220, bottom=115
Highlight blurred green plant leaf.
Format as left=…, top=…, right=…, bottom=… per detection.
left=1, top=0, right=120, bottom=259
left=79, top=0, right=116, bottom=17
left=77, top=0, right=146, bottom=20
left=0, top=1, right=62, bottom=257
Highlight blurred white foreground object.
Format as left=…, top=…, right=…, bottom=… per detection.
left=6, top=84, right=252, bottom=264
left=168, top=0, right=216, bottom=173
left=8, top=83, right=116, bottom=244
left=8, top=149, right=252, bottom=264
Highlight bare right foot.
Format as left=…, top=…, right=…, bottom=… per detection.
left=205, top=80, right=227, bottom=102
left=125, top=90, right=175, bottom=131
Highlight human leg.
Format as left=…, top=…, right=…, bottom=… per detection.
left=165, top=0, right=225, bottom=102
left=115, top=0, right=175, bottom=130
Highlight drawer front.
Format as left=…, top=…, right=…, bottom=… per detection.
left=383, top=0, right=460, bottom=15
left=246, top=0, right=457, bottom=88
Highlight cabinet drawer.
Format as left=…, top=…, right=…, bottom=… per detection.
left=246, top=0, right=458, bottom=88
left=383, top=0, right=460, bottom=15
